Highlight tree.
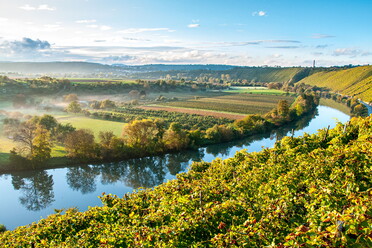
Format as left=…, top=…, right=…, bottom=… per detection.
left=122, top=119, right=164, bottom=154
left=66, top=101, right=82, bottom=113
left=163, top=122, right=189, bottom=151
left=12, top=122, right=52, bottom=163
left=99, top=99, right=116, bottom=109
left=31, top=125, right=52, bottom=163
left=63, top=94, right=78, bottom=102
left=13, top=122, right=36, bottom=158
left=64, top=129, right=99, bottom=160
left=54, top=123, right=76, bottom=143
left=277, top=100, right=290, bottom=118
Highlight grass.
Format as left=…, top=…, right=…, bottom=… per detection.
left=57, top=115, right=125, bottom=138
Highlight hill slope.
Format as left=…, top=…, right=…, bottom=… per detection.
left=1, top=116, right=371, bottom=247
left=297, top=65, right=372, bottom=102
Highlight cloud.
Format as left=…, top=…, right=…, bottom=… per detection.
left=38, top=5, right=56, bottom=11
left=207, top=40, right=301, bottom=47
left=267, top=46, right=300, bottom=49
left=87, top=25, right=112, bottom=31
left=0, top=38, right=52, bottom=60
left=19, top=4, right=56, bottom=11
left=123, top=37, right=151, bottom=42
left=104, top=55, right=137, bottom=62
left=19, top=4, right=36, bottom=11
left=332, top=48, right=371, bottom=57
left=117, top=28, right=175, bottom=34
left=5, top=38, right=51, bottom=51
left=312, top=34, right=335, bottom=39
left=315, top=44, right=329, bottom=49
left=76, top=19, right=97, bottom=24
left=252, top=11, right=267, bottom=16
left=188, top=24, right=200, bottom=28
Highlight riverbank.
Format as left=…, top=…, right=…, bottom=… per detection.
left=0, top=106, right=318, bottom=174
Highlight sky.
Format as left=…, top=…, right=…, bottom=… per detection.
left=0, top=0, right=371, bottom=66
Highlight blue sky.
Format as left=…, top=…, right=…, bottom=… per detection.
left=0, top=0, right=371, bottom=66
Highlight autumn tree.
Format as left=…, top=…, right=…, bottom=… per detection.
left=122, top=119, right=164, bottom=154
left=163, top=122, right=189, bottom=151
left=12, top=122, right=52, bottom=163
left=63, top=94, right=78, bottom=102
left=64, top=129, right=99, bottom=160
left=66, top=101, right=82, bottom=113
left=31, top=125, right=52, bottom=163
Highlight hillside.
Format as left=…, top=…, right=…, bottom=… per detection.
left=1, top=116, right=371, bottom=247
left=131, top=67, right=308, bottom=82
left=297, top=65, right=372, bottom=102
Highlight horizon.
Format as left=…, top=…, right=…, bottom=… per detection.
left=0, top=0, right=371, bottom=67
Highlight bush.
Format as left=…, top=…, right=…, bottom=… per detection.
left=0, top=224, right=6, bottom=232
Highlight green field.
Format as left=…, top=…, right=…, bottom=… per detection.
left=226, top=87, right=292, bottom=95
left=157, top=93, right=296, bottom=115
left=70, top=79, right=137, bottom=85
left=57, top=115, right=125, bottom=138
left=297, top=65, right=372, bottom=102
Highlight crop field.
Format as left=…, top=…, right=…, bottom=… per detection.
left=139, top=106, right=246, bottom=120
left=70, top=79, right=137, bottom=85
left=226, top=87, right=292, bottom=95
left=155, top=93, right=295, bottom=115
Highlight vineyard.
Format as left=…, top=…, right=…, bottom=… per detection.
left=89, top=107, right=233, bottom=131
left=155, top=94, right=295, bottom=115
left=1, top=115, right=370, bottom=247
left=297, top=65, right=372, bottom=102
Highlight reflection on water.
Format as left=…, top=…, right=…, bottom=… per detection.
left=8, top=110, right=317, bottom=211
left=2, top=106, right=350, bottom=230
left=11, top=170, right=54, bottom=211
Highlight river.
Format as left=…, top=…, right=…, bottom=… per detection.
left=0, top=105, right=350, bottom=230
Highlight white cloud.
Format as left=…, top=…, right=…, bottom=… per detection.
left=19, top=4, right=36, bottom=11
left=252, top=11, right=267, bottom=16
left=19, top=4, right=56, bottom=11
left=117, top=28, right=175, bottom=34
left=188, top=24, right=200, bottom=28
left=76, top=19, right=97, bottom=24
left=333, top=48, right=361, bottom=57
left=38, top=5, right=56, bottom=11
left=86, top=25, right=112, bottom=31
left=312, top=34, right=335, bottom=39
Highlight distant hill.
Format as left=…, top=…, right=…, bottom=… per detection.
left=131, top=66, right=313, bottom=82
left=0, top=62, right=234, bottom=75
left=297, top=65, right=372, bottom=102
left=0, top=62, right=112, bottom=74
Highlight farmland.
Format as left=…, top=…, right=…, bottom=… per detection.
left=225, top=86, right=293, bottom=95
left=153, top=93, right=296, bottom=115
left=57, top=116, right=125, bottom=137
left=297, top=65, right=372, bottom=102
